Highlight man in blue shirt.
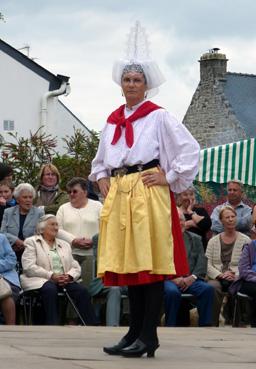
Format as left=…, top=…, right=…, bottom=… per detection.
left=211, top=180, right=252, bottom=236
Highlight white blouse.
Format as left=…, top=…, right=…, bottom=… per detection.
left=56, top=199, right=103, bottom=256
left=89, top=103, right=200, bottom=193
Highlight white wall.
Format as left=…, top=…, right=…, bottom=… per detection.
left=0, top=50, right=48, bottom=140
left=51, top=100, right=91, bottom=154
left=0, top=50, right=90, bottom=154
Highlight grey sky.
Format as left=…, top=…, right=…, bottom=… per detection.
left=1, top=0, right=256, bottom=131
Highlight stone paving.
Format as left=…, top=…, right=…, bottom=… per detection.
left=0, top=326, right=256, bottom=369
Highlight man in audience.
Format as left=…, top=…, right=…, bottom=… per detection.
left=164, top=208, right=214, bottom=327
left=211, top=180, right=252, bottom=236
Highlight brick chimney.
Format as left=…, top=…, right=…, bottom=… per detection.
left=199, top=48, right=228, bottom=82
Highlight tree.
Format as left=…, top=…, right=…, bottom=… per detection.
left=0, top=127, right=100, bottom=188
left=0, top=12, right=5, bottom=22
left=53, top=128, right=99, bottom=187
left=0, top=129, right=57, bottom=186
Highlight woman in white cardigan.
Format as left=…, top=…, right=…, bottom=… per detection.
left=21, top=214, right=97, bottom=325
left=206, top=205, right=250, bottom=326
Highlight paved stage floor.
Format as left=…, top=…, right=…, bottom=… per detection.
left=0, top=326, right=255, bottom=369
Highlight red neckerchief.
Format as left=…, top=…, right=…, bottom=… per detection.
left=107, top=101, right=161, bottom=148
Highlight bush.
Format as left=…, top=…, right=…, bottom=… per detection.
left=0, top=127, right=99, bottom=188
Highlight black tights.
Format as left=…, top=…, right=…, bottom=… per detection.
left=124, top=281, right=164, bottom=347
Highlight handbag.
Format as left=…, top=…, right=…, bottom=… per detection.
left=0, top=276, right=12, bottom=300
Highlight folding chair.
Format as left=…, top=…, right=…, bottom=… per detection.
left=22, top=287, right=86, bottom=326
left=232, top=291, right=253, bottom=327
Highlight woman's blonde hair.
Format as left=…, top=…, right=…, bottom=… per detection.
left=219, top=205, right=237, bottom=221
left=39, top=164, right=60, bottom=184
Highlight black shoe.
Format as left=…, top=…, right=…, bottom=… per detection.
left=103, top=338, right=131, bottom=355
left=120, top=339, right=159, bottom=358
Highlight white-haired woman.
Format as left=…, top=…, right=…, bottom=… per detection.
left=20, top=214, right=97, bottom=325
left=89, top=22, right=200, bottom=358
left=1, top=183, right=44, bottom=263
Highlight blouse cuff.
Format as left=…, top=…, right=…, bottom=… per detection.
left=166, top=170, right=179, bottom=185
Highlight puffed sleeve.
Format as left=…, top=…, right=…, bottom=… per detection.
left=157, top=110, right=200, bottom=193
left=89, top=124, right=111, bottom=182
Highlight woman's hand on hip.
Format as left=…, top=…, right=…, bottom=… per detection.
left=97, top=177, right=110, bottom=198
left=141, top=166, right=168, bottom=187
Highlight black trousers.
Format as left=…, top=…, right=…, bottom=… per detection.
left=40, top=281, right=97, bottom=325
left=123, top=281, right=164, bottom=347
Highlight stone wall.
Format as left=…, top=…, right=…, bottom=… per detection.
left=183, top=77, right=247, bottom=149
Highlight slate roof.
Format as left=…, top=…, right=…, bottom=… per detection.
left=223, top=72, right=256, bottom=137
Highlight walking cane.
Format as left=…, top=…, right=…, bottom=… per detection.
left=62, top=287, right=86, bottom=326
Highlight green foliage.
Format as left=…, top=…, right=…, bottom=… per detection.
left=0, top=12, right=5, bottom=22
left=57, top=128, right=99, bottom=187
left=0, top=129, right=57, bottom=186
left=0, top=127, right=100, bottom=188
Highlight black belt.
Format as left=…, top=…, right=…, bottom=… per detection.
left=111, top=159, right=160, bottom=177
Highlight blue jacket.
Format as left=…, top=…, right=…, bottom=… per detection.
left=0, top=205, right=44, bottom=245
left=0, top=233, right=20, bottom=287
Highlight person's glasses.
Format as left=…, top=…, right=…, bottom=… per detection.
left=68, top=189, right=79, bottom=194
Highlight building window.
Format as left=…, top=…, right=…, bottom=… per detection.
left=3, top=120, right=14, bottom=131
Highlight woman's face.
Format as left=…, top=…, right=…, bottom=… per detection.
left=41, top=167, right=58, bottom=187
left=43, top=218, right=59, bottom=239
left=17, top=190, right=33, bottom=213
left=0, top=185, right=13, bottom=201
left=68, top=184, right=87, bottom=206
left=220, top=209, right=237, bottom=230
left=121, top=71, right=147, bottom=105
left=178, top=190, right=191, bottom=208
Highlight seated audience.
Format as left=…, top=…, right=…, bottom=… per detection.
left=56, top=177, right=102, bottom=286
left=211, top=180, right=252, bottom=236
left=206, top=205, right=250, bottom=325
left=177, top=186, right=211, bottom=251
left=0, top=163, right=13, bottom=182
left=164, top=208, right=214, bottom=327
left=0, top=233, right=21, bottom=324
left=230, top=240, right=256, bottom=327
left=34, top=163, right=69, bottom=215
left=20, top=214, right=97, bottom=325
left=0, top=180, right=16, bottom=227
left=1, top=183, right=44, bottom=263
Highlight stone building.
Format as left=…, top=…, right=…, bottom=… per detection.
left=183, top=48, right=256, bottom=148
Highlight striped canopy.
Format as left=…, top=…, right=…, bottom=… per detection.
left=197, top=138, right=256, bottom=185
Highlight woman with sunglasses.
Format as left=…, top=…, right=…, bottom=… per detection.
left=56, top=177, right=102, bottom=286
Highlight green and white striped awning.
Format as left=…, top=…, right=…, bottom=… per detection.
left=197, top=138, right=256, bottom=185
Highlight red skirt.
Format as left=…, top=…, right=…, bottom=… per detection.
left=103, top=191, right=189, bottom=286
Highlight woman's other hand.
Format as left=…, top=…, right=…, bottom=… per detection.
left=98, top=177, right=110, bottom=198
left=13, top=239, right=24, bottom=252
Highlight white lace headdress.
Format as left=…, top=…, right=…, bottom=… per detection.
left=112, top=21, right=165, bottom=96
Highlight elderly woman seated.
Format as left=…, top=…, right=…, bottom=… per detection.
left=1, top=183, right=44, bottom=263
left=20, top=214, right=97, bottom=325
left=206, top=205, right=250, bottom=326
left=0, top=233, right=21, bottom=324
left=56, top=177, right=103, bottom=286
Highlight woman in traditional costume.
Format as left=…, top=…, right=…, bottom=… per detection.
left=89, top=22, right=200, bottom=358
